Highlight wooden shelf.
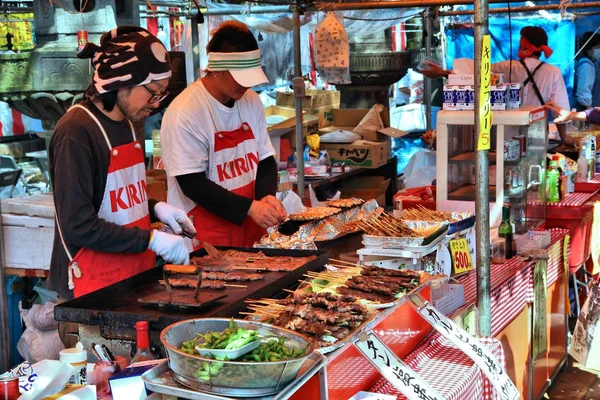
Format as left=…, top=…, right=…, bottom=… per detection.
left=4, top=268, right=49, bottom=278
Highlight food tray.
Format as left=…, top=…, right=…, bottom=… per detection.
left=363, top=224, right=448, bottom=250
left=142, top=353, right=327, bottom=399
left=161, top=319, right=314, bottom=396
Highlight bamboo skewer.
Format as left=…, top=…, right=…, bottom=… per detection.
left=329, top=258, right=359, bottom=266
left=224, top=284, right=248, bottom=288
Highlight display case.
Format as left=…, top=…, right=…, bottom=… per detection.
left=436, top=106, right=548, bottom=232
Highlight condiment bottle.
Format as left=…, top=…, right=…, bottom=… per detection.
left=131, top=321, right=156, bottom=364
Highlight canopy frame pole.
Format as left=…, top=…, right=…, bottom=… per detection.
left=292, top=3, right=305, bottom=198
left=474, top=0, right=491, bottom=336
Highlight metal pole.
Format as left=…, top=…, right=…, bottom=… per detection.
left=191, top=14, right=200, bottom=81
left=474, top=0, right=491, bottom=336
left=439, top=1, right=600, bottom=16
left=424, top=9, right=433, bottom=131
left=305, top=0, right=508, bottom=12
left=292, top=5, right=305, bottom=198
left=0, top=198, right=10, bottom=371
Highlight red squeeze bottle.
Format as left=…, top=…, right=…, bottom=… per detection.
left=131, top=321, right=157, bottom=364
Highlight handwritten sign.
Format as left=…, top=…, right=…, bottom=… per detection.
left=466, top=228, right=476, bottom=263
left=411, top=297, right=520, bottom=400
left=532, top=260, right=548, bottom=359
left=435, top=242, right=452, bottom=277
left=478, top=34, right=492, bottom=151
left=449, top=238, right=474, bottom=275
left=354, top=332, right=445, bottom=400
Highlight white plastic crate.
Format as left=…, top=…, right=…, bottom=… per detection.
left=2, top=214, right=54, bottom=270
left=432, top=283, right=465, bottom=316
left=515, top=231, right=552, bottom=254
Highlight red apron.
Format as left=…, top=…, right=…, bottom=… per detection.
left=57, top=105, right=156, bottom=298
left=179, top=90, right=265, bottom=249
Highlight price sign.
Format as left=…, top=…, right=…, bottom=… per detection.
left=354, top=332, right=445, bottom=400
left=435, top=242, right=452, bottom=278
left=411, top=297, right=520, bottom=400
left=449, top=238, right=474, bottom=275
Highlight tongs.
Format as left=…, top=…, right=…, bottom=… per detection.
left=163, top=264, right=203, bottom=298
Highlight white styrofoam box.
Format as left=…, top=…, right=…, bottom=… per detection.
left=433, top=284, right=465, bottom=316
left=362, top=255, right=423, bottom=270
left=2, top=194, right=55, bottom=218
left=390, top=103, right=440, bottom=132
left=2, top=214, right=54, bottom=270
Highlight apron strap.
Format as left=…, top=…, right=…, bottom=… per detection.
left=71, top=104, right=138, bottom=149
left=519, top=59, right=546, bottom=105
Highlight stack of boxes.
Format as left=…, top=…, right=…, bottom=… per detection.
left=442, top=74, right=522, bottom=111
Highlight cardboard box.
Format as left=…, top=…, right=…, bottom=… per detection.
left=322, top=140, right=388, bottom=169
left=266, top=105, right=319, bottom=145
left=339, top=176, right=391, bottom=206
left=276, top=89, right=340, bottom=110
left=325, top=108, right=391, bottom=142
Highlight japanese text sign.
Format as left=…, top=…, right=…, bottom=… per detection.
left=411, top=297, right=520, bottom=400
left=478, top=34, right=492, bottom=151
left=449, top=238, right=474, bottom=275
left=354, top=332, right=445, bottom=400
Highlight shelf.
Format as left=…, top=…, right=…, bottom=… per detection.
left=449, top=152, right=496, bottom=165
left=448, top=184, right=496, bottom=201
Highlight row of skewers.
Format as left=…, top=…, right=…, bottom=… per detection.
left=242, top=259, right=425, bottom=349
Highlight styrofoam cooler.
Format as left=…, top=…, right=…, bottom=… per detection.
left=2, top=195, right=55, bottom=270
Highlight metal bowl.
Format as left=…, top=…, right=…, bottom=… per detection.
left=160, top=318, right=314, bottom=397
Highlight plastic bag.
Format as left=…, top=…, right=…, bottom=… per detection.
left=569, top=283, right=600, bottom=370
left=21, top=302, right=58, bottom=332
left=315, top=12, right=351, bottom=85
left=17, top=360, right=73, bottom=400
left=353, top=104, right=385, bottom=137
left=278, top=190, right=305, bottom=216
left=17, top=328, right=64, bottom=364
left=403, top=149, right=437, bottom=189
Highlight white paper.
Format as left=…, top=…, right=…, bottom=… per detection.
left=435, top=243, right=452, bottom=278
left=354, top=332, right=445, bottom=400
left=466, top=228, right=476, bottom=264
left=413, top=299, right=519, bottom=400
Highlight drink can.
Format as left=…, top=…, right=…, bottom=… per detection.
left=0, top=373, right=20, bottom=400
left=77, top=30, right=88, bottom=51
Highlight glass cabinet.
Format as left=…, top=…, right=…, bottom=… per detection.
left=436, top=106, right=548, bottom=232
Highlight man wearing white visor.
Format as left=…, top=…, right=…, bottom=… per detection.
left=161, top=21, right=286, bottom=249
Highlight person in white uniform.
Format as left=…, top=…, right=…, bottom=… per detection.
left=421, top=26, right=572, bottom=144
left=161, top=21, right=286, bottom=250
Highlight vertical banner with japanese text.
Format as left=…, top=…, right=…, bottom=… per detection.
left=354, top=332, right=445, bottom=400
left=478, top=34, right=492, bottom=151
left=411, top=297, right=520, bottom=400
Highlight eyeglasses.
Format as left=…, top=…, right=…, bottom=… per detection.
left=142, top=85, right=170, bottom=104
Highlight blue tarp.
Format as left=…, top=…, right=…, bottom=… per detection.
left=446, top=18, right=576, bottom=100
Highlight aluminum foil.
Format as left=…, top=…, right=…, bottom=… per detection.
left=254, top=200, right=380, bottom=249
left=401, top=221, right=449, bottom=236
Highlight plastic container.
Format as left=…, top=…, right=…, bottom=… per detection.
left=59, top=342, right=87, bottom=385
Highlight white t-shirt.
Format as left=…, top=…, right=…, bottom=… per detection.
left=453, top=58, right=570, bottom=110
left=160, top=80, right=275, bottom=212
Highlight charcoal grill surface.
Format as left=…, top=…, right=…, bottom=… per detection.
left=54, top=247, right=328, bottom=341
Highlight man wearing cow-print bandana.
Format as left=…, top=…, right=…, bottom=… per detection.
left=48, top=26, right=196, bottom=300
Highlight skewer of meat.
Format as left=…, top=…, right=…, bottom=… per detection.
left=159, top=278, right=226, bottom=290
left=284, top=303, right=366, bottom=324
left=337, top=286, right=395, bottom=303
left=349, top=275, right=418, bottom=291
left=202, top=271, right=264, bottom=281
left=361, top=265, right=420, bottom=280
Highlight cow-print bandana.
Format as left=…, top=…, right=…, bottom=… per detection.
left=77, top=26, right=172, bottom=98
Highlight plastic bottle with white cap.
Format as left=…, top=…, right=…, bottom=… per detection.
left=59, top=342, right=87, bottom=385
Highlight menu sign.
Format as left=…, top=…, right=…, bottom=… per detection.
left=533, top=260, right=548, bottom=359
left=354, top=332, right=445, bottom=400
left=411, top=297, right=520, bottom=400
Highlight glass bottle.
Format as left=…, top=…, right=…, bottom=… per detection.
left=498, top=206, right=513, bottom=259
left=131, top=321, right=156, bottom=364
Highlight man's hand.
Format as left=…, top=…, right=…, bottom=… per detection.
left=544, top=101, right=575, bottom=124
left=154, top=202, right=196, bottom=236
left=421, top=130, right=436, bottom=147
left=418, top=61, right=450, bottom=79
left=248, top=200, right=286, bottom=229
left=260, top=195, right=287, bottom=220
left=148, top=230, right=190, bottom=265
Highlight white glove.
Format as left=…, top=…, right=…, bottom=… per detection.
left=154, top=202, right=196, bottom=235
left=148, top=230, right=190, bottom=265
